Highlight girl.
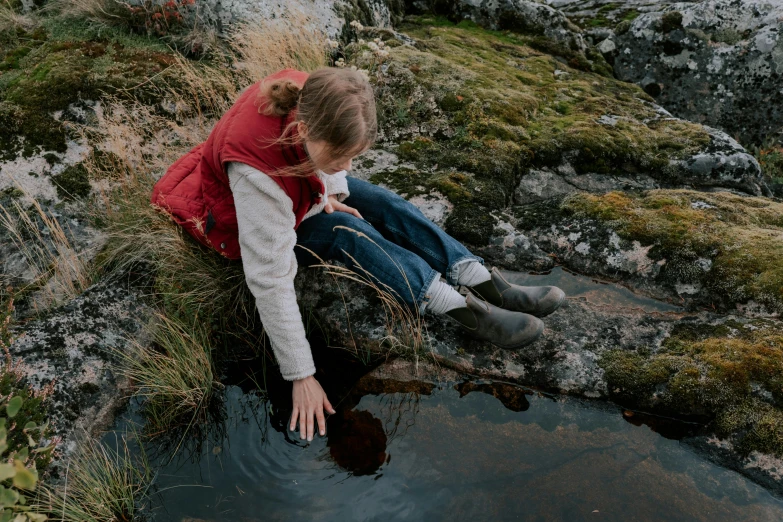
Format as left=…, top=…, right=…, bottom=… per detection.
left=151, top=67, right=565, bottom=444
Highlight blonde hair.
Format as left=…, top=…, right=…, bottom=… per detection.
left=257, top=67, right=377, bottom=177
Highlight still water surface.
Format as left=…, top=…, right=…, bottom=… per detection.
left=107, top=268, right=783, bottom=521
left=111, top=379, right=783, bottom=522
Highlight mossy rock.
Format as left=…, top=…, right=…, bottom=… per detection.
left=0, top=18, right=179, bottom=158
left=659, top=11, right=683, bottom=33
left=615, top=20, right=632, bottom=35
left=52, top=163, right=91, bottom=200
left=601, top=317, right=783, bottom=457
left=444, top=203, right=496, bottom=246
left=563, top=189, right=783, bottom=313
left=575, top=3, right=639, bottom=30
left=371, top=166, right=507, bottom=209
left=349, top=17, right=711, bottom=215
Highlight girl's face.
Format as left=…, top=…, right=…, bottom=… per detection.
left=304, top=139, right=357, bottom=174
left=297, top=121, right=368, bottom=175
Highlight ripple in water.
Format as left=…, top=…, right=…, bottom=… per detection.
left=110, top=373, right=783, bottom=522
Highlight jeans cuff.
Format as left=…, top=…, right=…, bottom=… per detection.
left=416, top=268, right=442, bottom=316
left=446, top=255, right=485, bottom=287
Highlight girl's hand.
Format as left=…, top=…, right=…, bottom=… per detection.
left=290, top=375, right=336, bottom=441
left=324, top=194, right=363, bottom=219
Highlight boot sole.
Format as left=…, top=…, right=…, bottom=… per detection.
left=458, top=319, right=545, bottom=350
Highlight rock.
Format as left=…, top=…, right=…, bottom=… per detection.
left=596, top=37, right=616, bottom=54
left=8, top=274, right=150, bottom=483
left=515, top=168, right=578, bottom=202
left=195, top=0, right=394, bottom=40
left=351, top=16, right=767, bottom=247
left=514, top=163, right=660, bottom=203
left=0, top=193, right=108, bottom=317
left=337, top=17, right=783, bottom=480
left=408, top=0, right=587, bottom=51
left=608, top=0, right=783, bottom=145
left=543, top=0, right=686, bottom=42
left=513, top=189, right=783, bottom=315
left=677, top=124, right=768, bottom=195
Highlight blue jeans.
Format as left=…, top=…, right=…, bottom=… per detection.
left=294, top=177, right=483, bottom=312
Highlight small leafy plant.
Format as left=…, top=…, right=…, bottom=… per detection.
left=123, top=0, right=196, bottom=38
left=0, top=395, right=48, bottom=522
left=0, top=295, right=55, bottom=521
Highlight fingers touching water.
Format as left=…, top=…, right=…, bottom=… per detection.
left=290, top=375, right=336, bottom=441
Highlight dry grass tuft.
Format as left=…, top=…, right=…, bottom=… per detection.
left=114, top=312, right=220, bottom=433
left=45, top=0, right=124, bottom=25
left=34, top=431, right=152, bottom=522
left=0, top=183, right=93, bottom=312
left=0, top=2, right=38, bottom=32
left=299, top=226, right=430, bottom=364
left=226, top=4, right=331, bottom=81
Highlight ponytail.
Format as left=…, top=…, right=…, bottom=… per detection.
left=259, top=78, right=301, bottom=116
left=254, top=67, right=378, bottom=178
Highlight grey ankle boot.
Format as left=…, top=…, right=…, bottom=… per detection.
left=446, top=294, right=544, bottom=349
left=468, top=268, right=566, bottom=318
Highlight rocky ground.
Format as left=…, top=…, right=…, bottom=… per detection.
left=2, top=0, right=783, bottom=503
left=547, top=0, right=783, bottom=148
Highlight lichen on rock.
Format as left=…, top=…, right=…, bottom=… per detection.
left=607, top=0, right=783, bottom=145
left=601, top=316, right=783, bottom=457
left=559, top=189, right=783, bottom=314
left=346, top=15, right=765, bottom=250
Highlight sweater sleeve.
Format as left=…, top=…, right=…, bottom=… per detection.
left=323, top=169, right=350, bottom=202
left=227, top=162, right=316, bottom=381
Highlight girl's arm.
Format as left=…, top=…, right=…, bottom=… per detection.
left=227, top=162, right=316, bottom=381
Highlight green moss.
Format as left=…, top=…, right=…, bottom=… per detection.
left=660, top=11, right=683, bottom=33
left=571, top=5, right=637, bottom=31
left=602, top=319, right=783, bottom=456
left=621, top=9, right=640, bottom=22
left=349, top=19, right=710, bottom=214
left=0, top=45, right=33, bottom=71
left=716, top=400, right=783, bottom=456
left=711, top=28, right=743, bottom=45
left=52, top=163, right=91, bottom=200
left=563, top=189, right=783, bottom=312
left=0, top=17, right=179, bottom=158
left=371, top=166, right=507, bottom=210
left=615, top=20, right=632, bottom=35
left=2, top=186, right=23, bottom=199
left=444, top=203, right=496, bottom=245
left=580, top=2, right=623, bottom=28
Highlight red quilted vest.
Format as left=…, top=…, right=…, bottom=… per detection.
left=150, top=68, right=325, bottom=259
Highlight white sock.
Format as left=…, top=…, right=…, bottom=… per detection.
left=452, top=259, right=491, bottom=287
left=422, top=278, right=466, bottom=315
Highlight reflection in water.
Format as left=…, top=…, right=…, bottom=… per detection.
left=621, top=409, right=702, bottom=441
left=109, top=367, right=783, bottom=522
left=324, top=375, right=432, bottom=477
left=102, top=268, right=783, bottom=521
left=455, top=380, right=531, bottom=412
left=327, top=409, right=387, bottom=476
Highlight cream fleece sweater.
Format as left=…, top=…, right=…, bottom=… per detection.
left=226, top=162, right=350, bottom=381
